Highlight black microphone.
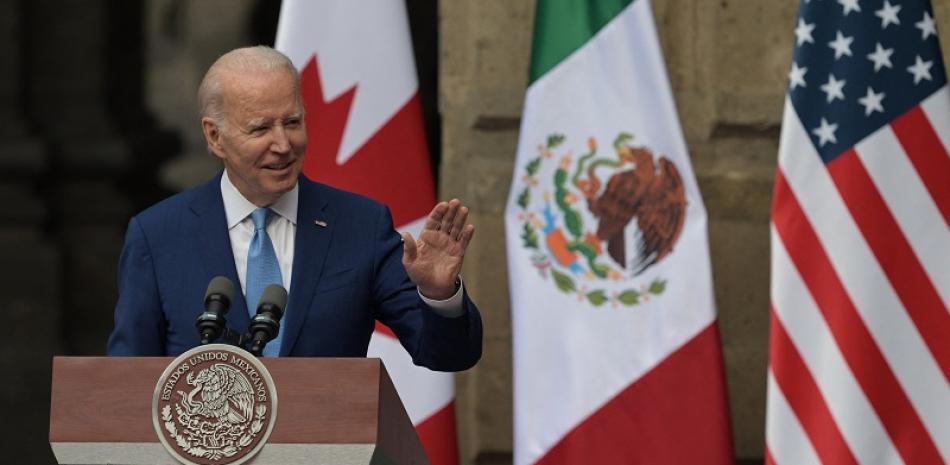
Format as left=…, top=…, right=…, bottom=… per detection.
left=196, top=276, right=235, bottom=345
left=248, top=284, right=288, bottom=356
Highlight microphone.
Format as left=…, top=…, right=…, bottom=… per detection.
left=196, top=276, right=235, bottom=345
left=248, top=284, right=288, bottom=356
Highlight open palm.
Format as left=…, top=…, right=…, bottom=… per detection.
left=402, top=199, right=476, bottom=300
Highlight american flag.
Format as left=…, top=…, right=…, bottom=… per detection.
left=767, top=0, right=950, bottom=464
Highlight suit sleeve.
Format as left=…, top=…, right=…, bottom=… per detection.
left=107, top=216, right=167, bottom=356
left=371, top=205, right=483, bottom=371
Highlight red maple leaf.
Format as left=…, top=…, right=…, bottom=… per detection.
left=299, top=56, right=436, bottom=227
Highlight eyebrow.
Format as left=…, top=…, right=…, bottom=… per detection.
left=245, top=118, right=269, bottom=128
left=246, top=113, right=303, bottom=127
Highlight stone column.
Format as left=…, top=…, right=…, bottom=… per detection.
left=23, top=0, right=177, bottom=355
left=0, top=0, right=48, bottom=231
left=0, top=242, right=61, bottom=465
left=440, top=2, right=535, bottom=464
left=144, top=0, right=258, bottom=191
left=0, top=1, right=60, bottom=464
left=653, top=0, right=796, bottom=459
left=24, top=0, right=129, bottom=356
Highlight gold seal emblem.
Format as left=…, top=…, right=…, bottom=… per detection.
left=152, top=344, right=277, bottom=465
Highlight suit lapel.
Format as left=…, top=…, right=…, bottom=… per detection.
left=189, top=174, right=251, bottom=333
left=280, top=177, right=334, bottom=355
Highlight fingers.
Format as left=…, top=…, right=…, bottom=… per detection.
left=401, top=231, right=417, bottom=264
left=428, top=199, right=474, bottom=242
left=440, top=199, right=460, bottom=235
left=459, top=224, right=475, bottom=252
left=425, top=202, right=449, bottom=231
left=451, top=206, right=469, bottom=241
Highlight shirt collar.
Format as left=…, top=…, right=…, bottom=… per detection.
left=220, top=171, right=299, bottom=229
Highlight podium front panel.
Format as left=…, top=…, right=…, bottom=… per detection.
left=50, top=356, right=427, bottom=465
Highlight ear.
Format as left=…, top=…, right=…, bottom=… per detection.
left=201, top=117, right=226, bottom=160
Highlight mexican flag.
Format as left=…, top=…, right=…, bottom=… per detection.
left=276, top=2, right=459, bottom=465
left=506, top=1, right=734, bottom=463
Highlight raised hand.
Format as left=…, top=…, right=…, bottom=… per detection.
left=401, top=199, right=476, bottom=300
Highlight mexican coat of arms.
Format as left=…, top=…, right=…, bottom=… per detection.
left=153, top=344, right=277, bottom=465
left=513, top=132, right=688, bottom=307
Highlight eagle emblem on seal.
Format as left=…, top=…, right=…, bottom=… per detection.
left=180, top=364, right=256, bottom=431
left=153, top=344, right=276, bottom=465
left=514, top=132, right=687, bottom=307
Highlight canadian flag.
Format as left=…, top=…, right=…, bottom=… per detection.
left=276, top=2, right=460, bottom=465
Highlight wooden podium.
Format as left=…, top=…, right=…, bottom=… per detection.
left=49, top=357, right=431, bottom=465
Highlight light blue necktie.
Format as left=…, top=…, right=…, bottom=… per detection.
left=246, top=207, right=284, bottom=357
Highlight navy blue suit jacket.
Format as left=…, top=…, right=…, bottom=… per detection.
left=107, top=174, right=482, bottom=371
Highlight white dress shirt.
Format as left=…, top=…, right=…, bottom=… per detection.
left=220, top=172, right=464, bottom=316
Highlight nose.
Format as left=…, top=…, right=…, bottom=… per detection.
left=270, top=125, right=291, bottom=154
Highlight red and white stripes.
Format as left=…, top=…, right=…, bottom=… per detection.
left=767, top=88, right=950, bottom=465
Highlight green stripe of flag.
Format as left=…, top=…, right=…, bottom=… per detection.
left=528, top=0, right=635, bottom=84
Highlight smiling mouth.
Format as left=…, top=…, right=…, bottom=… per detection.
left=264, top=161, right=294, bottom=171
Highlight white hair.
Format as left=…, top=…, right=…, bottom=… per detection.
left=197, top=46, right=302, bottom=127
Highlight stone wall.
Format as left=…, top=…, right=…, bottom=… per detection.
left=440, top=0, right=950, bottom=464
left=440, top=2, right=534, bottom=463
left=144, top=0, right=262, bottom=191
left=1, top=1, right=178, bottom=462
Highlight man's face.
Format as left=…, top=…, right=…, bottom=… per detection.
left=202, top=68, right=307, bottom=207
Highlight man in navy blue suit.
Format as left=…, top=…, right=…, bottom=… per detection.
left=107, top=46, right=482, bottom=371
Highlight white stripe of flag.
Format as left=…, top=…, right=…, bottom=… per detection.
left=771, top=226, right=902, bottom=464
left=766, top=372, right=823, bottom=465
left=770, top=91, right=950, bottom=463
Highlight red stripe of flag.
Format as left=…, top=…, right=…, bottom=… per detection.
left=765, top=446, right=778, bottom=465
left=768, top=306, right=859, bottom=465
left=890, top=107, right=950, bottom=226
left=772, top=169, right=943, bottom=465
left=415, top=402, right=461, bottom=465
left=534, top=323, right=733, bottom=465
left=827, top=149, right=950, bottom=383
left=374, top=321, right=398, bottom=340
